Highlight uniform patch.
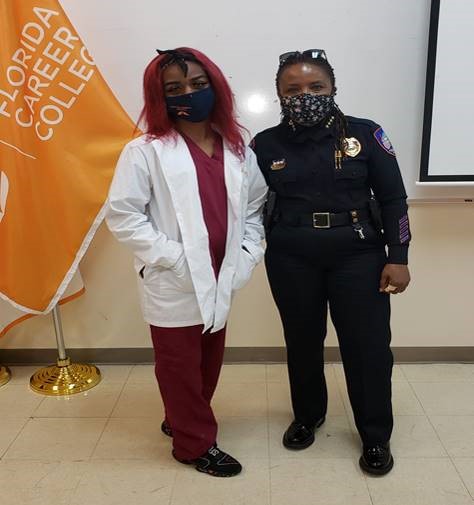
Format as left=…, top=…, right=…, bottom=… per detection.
left=374, top=127, right=396, bottom=157
left=271, top=159, right=286, bottom=171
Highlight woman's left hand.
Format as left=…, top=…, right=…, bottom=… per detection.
left=379, top=264, right=411, bottom=294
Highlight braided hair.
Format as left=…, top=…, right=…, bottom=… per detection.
left=276, top=53, right=348, bottom=155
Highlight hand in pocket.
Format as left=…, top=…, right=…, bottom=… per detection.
left=232, top=248, right=256, bottom=291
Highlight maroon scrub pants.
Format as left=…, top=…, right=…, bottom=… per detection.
left=150, top=324, right=226, bottom=460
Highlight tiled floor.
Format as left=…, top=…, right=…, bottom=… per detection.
left=0, top=363, right=473, bottom=505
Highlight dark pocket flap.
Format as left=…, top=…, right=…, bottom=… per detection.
left=269, top=170, right=298, bottom=183
left=335, top=161, right=368, bottom=180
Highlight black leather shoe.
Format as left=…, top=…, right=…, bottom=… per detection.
left=161, top=421, right=173, bottom=437
left=173, top=445, right=242, bottom=477
left=359, top=442, right=394, bottom=475
left=282, top=417, right=325, bottom=450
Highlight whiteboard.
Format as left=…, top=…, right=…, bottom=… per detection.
left=59, top=0, right=474, bottom=200
left=420, top=0, right=474, bottom=184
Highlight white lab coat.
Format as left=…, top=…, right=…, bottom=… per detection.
left=105, top=133, right=267, bottom=332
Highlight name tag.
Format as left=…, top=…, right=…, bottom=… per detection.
left=271, top=159, right=286, bottom=171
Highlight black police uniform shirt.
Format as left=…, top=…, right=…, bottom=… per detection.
left=251, top=116, right=411, bottom=265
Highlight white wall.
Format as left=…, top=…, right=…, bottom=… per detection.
left=2, top=0, right=474, bottom=350
left=56, top=0, right=474, bottom=200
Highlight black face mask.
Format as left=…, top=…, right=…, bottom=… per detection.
left=280, top=93, right=335, bottom=127
left=165, top=86, right=215, bottom=123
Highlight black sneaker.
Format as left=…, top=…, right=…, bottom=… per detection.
left=161, top=421, right=173, bottom=437
left=359, top=442, right=394, bottom=476
left=173, top=445, right=242, bottom=477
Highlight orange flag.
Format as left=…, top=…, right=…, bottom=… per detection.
left=0, top=1, right=137, bottom=325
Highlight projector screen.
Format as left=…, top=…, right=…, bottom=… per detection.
left=420, top=0, right=474, bottom=183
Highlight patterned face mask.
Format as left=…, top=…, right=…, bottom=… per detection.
left=280, top=93, right=335, bottom=127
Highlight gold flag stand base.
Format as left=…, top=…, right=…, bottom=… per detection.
left=30, top=357, right=101, bottom=396
left=29, top=306, right=101, bottom=396
left=0, top=365, right=11, bottom=388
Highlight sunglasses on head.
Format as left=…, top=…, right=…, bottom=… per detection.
left=279, top=49, right=327, bottom=65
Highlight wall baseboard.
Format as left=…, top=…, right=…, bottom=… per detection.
left=1, top=346, right=473, bottom=365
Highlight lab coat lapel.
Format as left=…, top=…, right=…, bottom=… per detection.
left=151, top=135, right=216, bottom=330
left=223, top=143, right=243, bottom=222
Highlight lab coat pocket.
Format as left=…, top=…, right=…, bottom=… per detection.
left=232, top=248, right=256, bottom=291
left=144, top=254, right=194, bottom=294
left=135, top=260, right=146, bottom=279
left=171, top=253, right=195, bottom=292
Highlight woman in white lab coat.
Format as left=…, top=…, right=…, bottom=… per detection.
left=106, top=47, right=267, bottom=477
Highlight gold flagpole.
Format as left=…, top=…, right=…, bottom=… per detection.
left=30, top=305, right=101, bottom=395
left=0, top=365, right=11, bottom=387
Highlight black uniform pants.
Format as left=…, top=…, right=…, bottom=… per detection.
left=265, top=221, right=393, bottom=445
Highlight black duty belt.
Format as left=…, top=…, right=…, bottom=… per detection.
left=280, top=208, right=371, bottom=229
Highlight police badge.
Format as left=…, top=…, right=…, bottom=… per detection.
left=342, top=137, right=362, bottom=158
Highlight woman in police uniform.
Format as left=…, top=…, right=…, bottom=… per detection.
left=251, top=49, right=411, bottom=475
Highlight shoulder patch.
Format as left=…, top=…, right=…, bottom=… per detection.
left=373, top=127, right=396, bottom=157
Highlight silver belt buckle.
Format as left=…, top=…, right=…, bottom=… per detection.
left=312, top=212, right=330, bottom=228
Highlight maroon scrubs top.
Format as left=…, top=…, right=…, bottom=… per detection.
left=183, top=134, right=228, bottom=276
